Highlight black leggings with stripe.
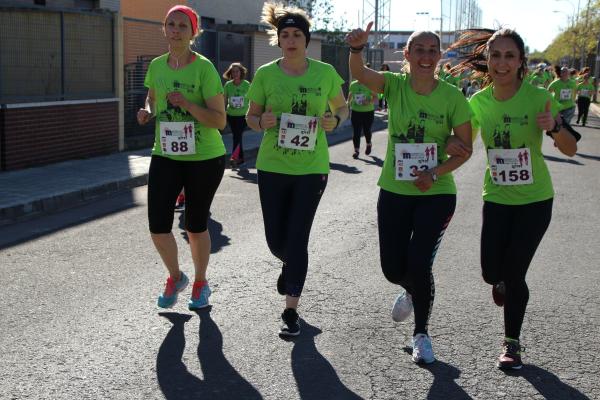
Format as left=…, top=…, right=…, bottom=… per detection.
left=378, top=189, right=456, bottom=336
left=481, top=199, right=553, bottom=340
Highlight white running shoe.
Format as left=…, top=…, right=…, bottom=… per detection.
left=391, top=290, right=413, bottom=322
left=412, top=333, right=435, bottom=364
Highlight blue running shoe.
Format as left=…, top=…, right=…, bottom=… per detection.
left=412, top=333, right=435, bottom=364
left=188, top=281, right=211, bottom=310
left=157, top=272, right=189, bottom=308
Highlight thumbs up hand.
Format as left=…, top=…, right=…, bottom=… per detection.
left=321, top=111, right=338, bottom=132
left=345, top=21, right=373, bottom=48
left=537, top=100, right=557, bottom=131
left=260, top=106, right=277, bottom=130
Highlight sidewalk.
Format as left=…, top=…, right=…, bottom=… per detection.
left=0, top=114, right=387, bottom=226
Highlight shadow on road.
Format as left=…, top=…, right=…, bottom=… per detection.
left=288, top=320, right=363, bottom=399
left=360, top=155, right=384, bottom=167
left=177, top=211, right=231, bottom=253
left=402, top=347, right=473, bottom=400
left=543, top=155, right=584, bottom=165
left=329, top=162, right=362, bottom=174
left=503, top=364, right=591, bottom=400
left=229, top=166, right=258, bottom=184
left=157, top=310, right=263, bottom=400
left=576, top=152, right=600, bottom=161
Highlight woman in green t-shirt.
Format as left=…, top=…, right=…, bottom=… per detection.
left=137, top=5, right=226, bottom=311
left=346, top=24, right=473, bottom=365
left=223, top=62, right=251, bottom=167
left=576, top=74, right=594, bottom=126
left=245, top=3, right=349, bottom=337
left=449, top=28, right=577, bottom=370
left=348, top=66, right=377, bottom=158
left=548, top=66, right=577, bottom=124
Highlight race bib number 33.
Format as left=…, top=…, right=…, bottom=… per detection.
left=488, top=148, right=533, bottom=185
left=160, top=121, right=195, bottom=155
left=278, top=113, right=319, bottom=151
left=394, top=143, right=438, bottom=181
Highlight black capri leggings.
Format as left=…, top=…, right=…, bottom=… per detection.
left=576, top=97, right=591, bottom=125
left=258, top=170, right=328, bottom=297
left=148, top=155, right=225, bottom=234
left=481, top=199, right=552, bottom=340
left=351, top=110, right=374, bottom=149
left=227, top=115, right=246, bottom=160
left=378, top=189, right=456, bottom=336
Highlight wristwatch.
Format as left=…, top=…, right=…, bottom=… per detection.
left=549, top=119, right=562, bottom=134
left=430, top=170, right=438, bottom=182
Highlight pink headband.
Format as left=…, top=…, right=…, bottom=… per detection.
left=166, top=5, right=199, bottom=36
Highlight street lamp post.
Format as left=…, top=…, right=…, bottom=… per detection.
left=553, top=9, right=576, bottom=67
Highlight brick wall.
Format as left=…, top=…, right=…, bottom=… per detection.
left=1, top=100, right=119, bottom=171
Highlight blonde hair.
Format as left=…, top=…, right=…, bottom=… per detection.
left=222, top=62, right=248, bottom=80
left=261, top=2, right=312, bottom=47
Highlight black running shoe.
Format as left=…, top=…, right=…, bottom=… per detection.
left=277, top=270, right=285, bottom=296
left=365, top=143, right=372, bottom=155
left=279, top=308, right=300, bottom=336
left=352, top=150, right=359, bottom=159
left=497, top=340, right=524, bottom=370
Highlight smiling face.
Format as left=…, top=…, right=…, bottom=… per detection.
left=164, top=11, right=193, bottom=48
left=279, top=27, right=306, bottom=57
left=487, top=36, right=523, bottom=86
left=404, top=33, right=441, bottom=79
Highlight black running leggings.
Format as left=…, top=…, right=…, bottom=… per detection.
left=576, top=97, right=591, bottom=125
left=378, top=189, right=456, bottom=336
left=227, top=115, right=246, bottom=160
left=258, top=170, right=328, bottom=297
left=351, top=110, right=374, bottom=149
left=148, top=155, right=225, bottom=233
left=481, top=199, right=553, bottom=340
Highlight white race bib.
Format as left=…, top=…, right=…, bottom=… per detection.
left=488, top=148, right=533, bottom=186
left=560, top=88, right=572, bottom=101
left=394, top=143, right=438, bottom=181
left=354, top=93, right=367, bottom=105
left=160, top=121, right=195, bottom=155
left=230, top=96, right=244, bottom=108
left=278, top=113, right=319, bottom=151
left=580, top=89, right=591, bottom=97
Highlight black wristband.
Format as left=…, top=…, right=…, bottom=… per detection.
left=349, top=45, right=365, bottom=53
left=334, top=115, right=341, bottom=129
left=258, top=116, right=263, bottom=130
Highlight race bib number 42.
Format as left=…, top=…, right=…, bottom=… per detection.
left=488, top=148, right=533, bottom=185
left=394, top=143, right=438, bottom=181
left=160, top=121, right=195, bottom=155
left=278, top=113, right=319, bottom=151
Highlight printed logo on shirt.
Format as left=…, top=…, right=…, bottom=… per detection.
left=491, top=113, right=529, bottom=149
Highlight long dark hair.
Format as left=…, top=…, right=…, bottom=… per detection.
left=448, top=28, right=527, bottom=87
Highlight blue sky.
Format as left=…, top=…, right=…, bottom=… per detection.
left=330, top=0, right=579, bottom=52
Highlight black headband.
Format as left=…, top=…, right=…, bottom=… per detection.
left=277, top=15, right=310, bottom=47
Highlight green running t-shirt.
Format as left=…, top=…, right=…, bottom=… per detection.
left=144, top=52, right=226, bottom=161
left=246, top=58, right=344, bottom=175
left=349, top=80, right=375, bottom=112
left=378, top=72, right=472, bottom=196
left=470, top=82, right=558, bottom=205
left=577, top=82, right=595, bottom=99
left=224, top=79, right=251, bottom=116
left=548, top=78, right=577, bottom=110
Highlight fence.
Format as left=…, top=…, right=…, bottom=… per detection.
left=0, top=6, right=115, bottom=103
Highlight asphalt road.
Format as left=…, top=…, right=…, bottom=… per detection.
left=1, top=118, right=599, bottom=399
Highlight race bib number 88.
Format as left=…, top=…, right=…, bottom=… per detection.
left=488, top=148, right=533, bottom=185
left=160, top=121, right=195, bottom=155
left=394, top=143, right=438, bottom=181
